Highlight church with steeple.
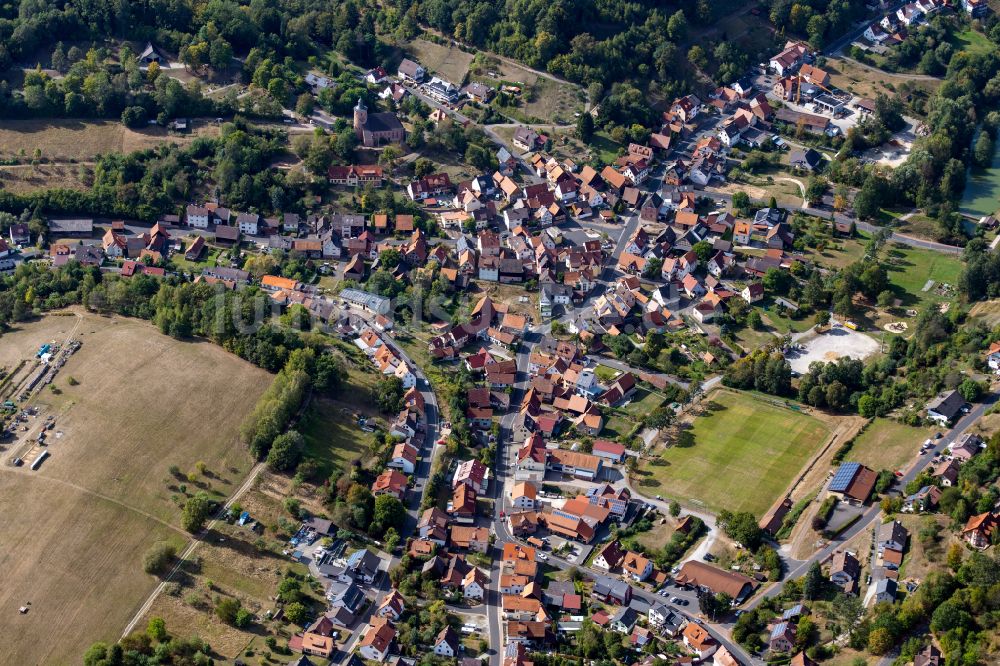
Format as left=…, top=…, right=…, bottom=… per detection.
left=353, top=99, right=405, bottom=147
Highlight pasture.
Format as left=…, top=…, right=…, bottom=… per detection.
left=0, top=311, right=271, bottom=664
left=635, top=390, right=831, bottom=516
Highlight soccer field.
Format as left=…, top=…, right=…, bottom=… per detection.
left=636, top=391, right=831, bottom=517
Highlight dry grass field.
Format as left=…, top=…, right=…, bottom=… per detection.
left=825, top=57, right=941, bottom=100
left=138, top=473, right=322, bottom=663
left=406, top=38, right=475, bottom=84
left=0, top=118, right=219, bottom=162
left=0, top=310, right=271, bottom=664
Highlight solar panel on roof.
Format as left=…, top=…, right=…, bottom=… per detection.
left=829, top=462, right=860, bottom=492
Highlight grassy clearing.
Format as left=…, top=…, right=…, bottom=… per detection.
left=846, top=418, right=935, bottom=472
left=405, top=38, right=474, bottom=84
left=0, top=311, right=270, bottom=664
left=825, top=56, right=940, bottom=100
left=620, top=387, right=667, bottom=418
left=0, top=474, right=188, bottom=665
left=140, top=474, right=326, bottom=663
left=634, top=390, right=831, bottom=516
left=950, top=27, right=995, bottom=56
left=0, top=118, right=219, bottom=162
left=884, top=244, right=963, bottom=307
left=297, top=396, right=372, bottom=479
left=521, top=77, right=584, bottom=125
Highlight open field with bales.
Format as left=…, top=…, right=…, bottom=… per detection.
left=634, top=390, right=832, bottom=516
left=0, top=310, right=271, bottom=664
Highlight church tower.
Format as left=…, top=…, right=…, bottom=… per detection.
left=353, top=98, right=367, bottom=140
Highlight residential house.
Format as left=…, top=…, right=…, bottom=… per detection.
left=683, top=623, right=716, bottom=659
left=674, top=561, right=758, bottom=603
left=398, top=58, right=425, bottom=82
left=769, top=622, right=796, bottom=653
left=877, top=521, right=908, bottom=553
left=830, top=551, right=861, bottom=592
left=453, top=459, right=489, bottom=494
left=449, top=526, right=490, bottom=553
left=594, top=540, right=626, bottom=571
left=611, top=606, right=639, bottom=634
left=463, top=567, right=488, bottom=600
left=623, top=551, right=653, bottom=582
left=373, top=469, right=408, bottom=500
left=864, top=577, right=897, bottom=607
left=433, top=627, right=459, bottom=657
left=375, top=590, right=406, bottom=621
left=648, top=602, right=685, bottom=635
left=592, top=576, right=632, bottom=605
left=358, top=617, right=396, bottom=662
left=769, top=41, right=809, bottom=76
left=963, top=512, right=998, bottom=549
left=511, top=482, right=538, bottom=511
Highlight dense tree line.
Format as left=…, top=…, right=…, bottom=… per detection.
left=84, top=617, right=212, bottom=666
left=722, top=347, right=792, bottom=395
left=0, top=119, right=291, bottom=223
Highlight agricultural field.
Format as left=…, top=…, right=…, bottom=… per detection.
left=635, top=390, right=832, bottom=516
left=845, top=418, right=936, bottom=473
left=405, top=38, right=475, bottom=84
left=0, top=310, right=272, bottom=664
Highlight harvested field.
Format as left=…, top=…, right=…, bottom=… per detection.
left=0, top=118, right=219, bottom=162
left=0, top=310, right=271, bottom=664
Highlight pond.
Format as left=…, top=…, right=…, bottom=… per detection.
left=961, top=131, right=1000, bottom=218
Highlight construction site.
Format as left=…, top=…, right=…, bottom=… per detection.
left=0, top=336, right=80, bottom=470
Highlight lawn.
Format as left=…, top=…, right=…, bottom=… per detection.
left=801, top=232, right=870, bottom=271
left=521, top=76, right=585, bottom=125
left=949, top=27, right=995, bottom=57
left=0, top=310, right=272, bottom=664
left=170, top=245, right=221, bottom=273
left=594, top=364, right=619, bottom=383
left=620, top=387, right=667, bottom=418
left=634, top=390, right=832, bottom=516
left=884, top=244, right=963, bottom=306
left=845, top=418, right=935, bottom=473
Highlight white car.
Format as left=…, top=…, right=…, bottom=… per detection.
left=538, top=553, right=549, bottom=561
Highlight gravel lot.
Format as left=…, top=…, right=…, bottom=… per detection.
left=787, top=326, right=881, bottom=373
